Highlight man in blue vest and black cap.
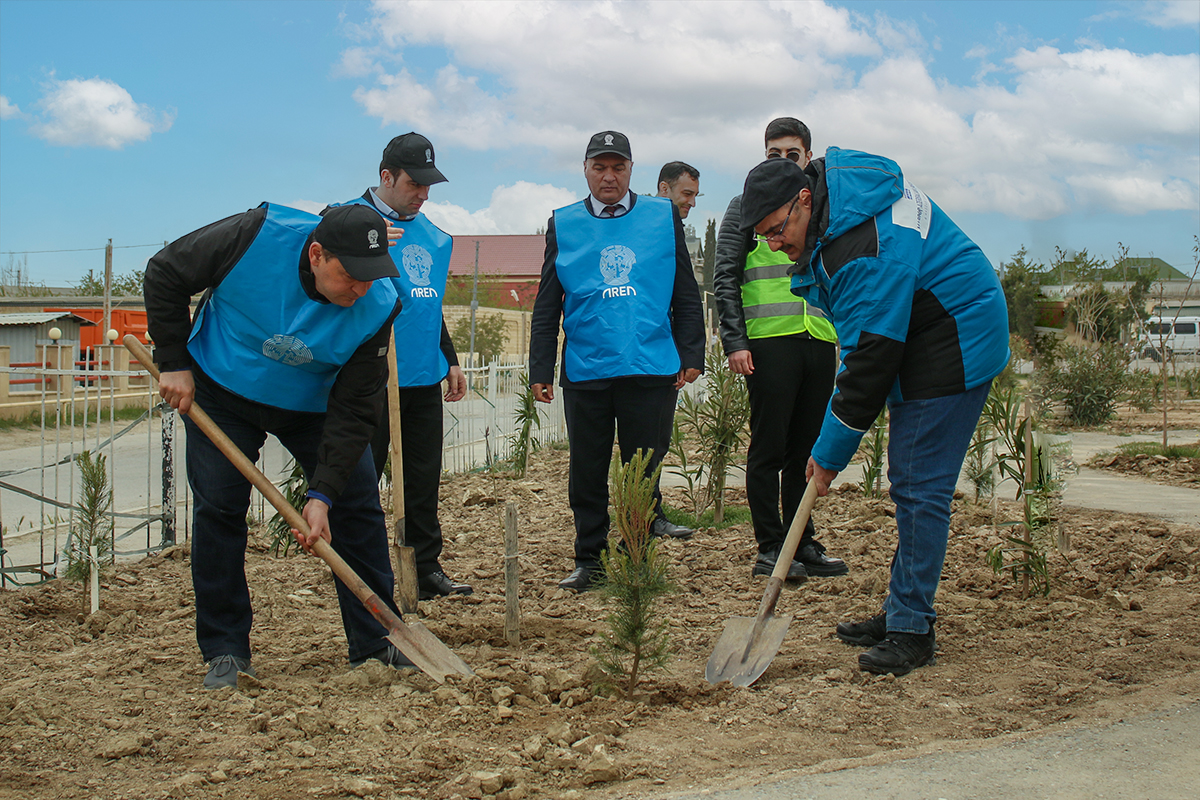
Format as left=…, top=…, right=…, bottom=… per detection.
left=738, top=150, right=1009, bottom=676
left=329, top=132, right=472, bottom=601
left=144, top=202, right=413, bottom=688
left=529, top=130, right=706, bottom=592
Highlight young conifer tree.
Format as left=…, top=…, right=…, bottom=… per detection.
left=593, top=450, right=674, bottom=699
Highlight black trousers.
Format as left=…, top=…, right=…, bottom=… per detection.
left=744, top=335, right=837, bottom=554
left=370, top=384, right=446, bottom=576
left=563, top=380, right=677, bottom=568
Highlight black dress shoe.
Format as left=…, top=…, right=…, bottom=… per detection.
left=558, top=566, right=600, bottom=592
left=751, top=548, right=807, bottom=582
left=651, top=517, right=694, bottom=539
left=418, top=570, right=474, bottom=600
left=796, top=541, right=849, bottom=576
left=857, top=630, right=936, bottom=676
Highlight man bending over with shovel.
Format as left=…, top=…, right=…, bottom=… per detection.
left=144, top=203, right=413, bottom=689
left=738, top=153, right=1009, bottom=676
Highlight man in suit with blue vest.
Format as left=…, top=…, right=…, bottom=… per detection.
left=529, top=130, right=706, bottom=592
left=739, top=152, right=1009, bottom=676
left=144, top=203, right=414, bottom=688
left=330, top=132, right=472, bottom=601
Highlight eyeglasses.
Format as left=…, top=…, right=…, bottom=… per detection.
left=760, top=196, right=799, bottom=241
left=767, top=150, right=804, bottom=163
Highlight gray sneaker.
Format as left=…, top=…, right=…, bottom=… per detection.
left=204, top=654, right=254, bottom=689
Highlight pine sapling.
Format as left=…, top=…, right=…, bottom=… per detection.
left=62, top=450, right=113, bottom=614
left=593, top=449, right=674, bottom=699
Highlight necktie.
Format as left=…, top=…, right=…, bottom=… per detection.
left=602, top=205, right=621, bottom=218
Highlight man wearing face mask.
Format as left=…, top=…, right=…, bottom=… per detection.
left=713, top=117, right=847, bottom=584
left=144, top=203, right=411, bottom=688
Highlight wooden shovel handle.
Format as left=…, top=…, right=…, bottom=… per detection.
left=752, top=481, right=820, bottom=627
left=386, top=330, right=405, bottom=526
left=123, top=335, right=407, bottom=632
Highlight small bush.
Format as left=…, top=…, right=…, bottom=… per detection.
left=1040, top=343, right=1129, bottom=426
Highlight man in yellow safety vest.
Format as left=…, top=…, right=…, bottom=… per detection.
left=713, top=117, right=847, bottom=582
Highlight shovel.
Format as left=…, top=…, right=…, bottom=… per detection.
left=125, top=335, right=473, bottom=683
left=705, top=480, right=819, bottom=687
left=386, top=330, right=419, bottom=614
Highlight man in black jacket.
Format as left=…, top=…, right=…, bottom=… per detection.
left=145, top=203, right=412, bottom=688
left=713, top=118, right=847, bottom=582
left=529, top=131, right=705, bottom=592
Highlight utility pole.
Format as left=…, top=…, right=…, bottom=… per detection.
left=468, top=240, right=480, bottom=368
left=103, top=239, right=113, bottom=340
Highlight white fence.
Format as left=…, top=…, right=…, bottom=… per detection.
left=0, top=358, right=564, bottom=585
left=443, top=360, right=566, bottom=473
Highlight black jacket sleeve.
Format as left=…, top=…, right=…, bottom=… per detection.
left=439, top=317, right=459, bottom=369
left=669, top=208, right=706, bottom=372
left=143, top=207, right=267, bottom=370
left=713, top=194, right=754, bottom=356
left=311, top=302, right=401, bottom=501
left=528, top=215, right=563, bottom=386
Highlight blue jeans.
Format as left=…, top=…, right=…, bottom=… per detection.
left=884, top=381, right=992, bottom=635
left=185, top=375, right=397, bottom=664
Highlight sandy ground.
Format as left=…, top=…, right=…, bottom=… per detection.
left=2, top=419, right=1198, bottom=800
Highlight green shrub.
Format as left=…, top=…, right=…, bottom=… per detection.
left=451, top=313, right=508, bottom=366
left=1040, top=343, right=1129, bottom=426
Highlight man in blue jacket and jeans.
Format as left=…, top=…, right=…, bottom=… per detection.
left=738, top=152, right=1009, bottom=676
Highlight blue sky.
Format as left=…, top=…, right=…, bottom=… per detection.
left=1, top=0, right=1197, bottom=287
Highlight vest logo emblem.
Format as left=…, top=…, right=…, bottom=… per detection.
left=262, top=335, right=313, bottom=366
left=599, top=245, right=635, bottom=286
left=604, top=134, right=614, bottom=146
left=368, top=229, right=380, bottom=249
left=402, top=244, right=434, bottom=287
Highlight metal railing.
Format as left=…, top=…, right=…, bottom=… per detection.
left=443, top=360, right=566, bottom=474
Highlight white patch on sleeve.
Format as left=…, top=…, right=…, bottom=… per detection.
left=890, top=179, right=931, bottom=240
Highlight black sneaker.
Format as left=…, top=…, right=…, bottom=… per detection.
left=752, top=548, right=807, bottom=582
left=836, top=612, right=887, bottom=646
left=838, top=613, right=938, bottom=649
left=858, top=631, right=937, bottom=676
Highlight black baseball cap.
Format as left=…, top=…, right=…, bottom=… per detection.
left=585, top=130, right=632, bottom=160
left=739, top=157, right=811, bottom=233
left=313, top=205, right=399, bottom=281
left=381, top=132, right=448, bottom=185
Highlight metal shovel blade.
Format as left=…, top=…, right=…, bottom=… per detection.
left=705, top=613, right=792, bottom=687
left=385, top=620, right=473, bottom=684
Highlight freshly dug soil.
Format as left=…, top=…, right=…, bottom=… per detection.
left=2, top=448, right=1198, bottom=800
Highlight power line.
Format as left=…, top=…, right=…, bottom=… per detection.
left=0, top=243, right=163, bottom=255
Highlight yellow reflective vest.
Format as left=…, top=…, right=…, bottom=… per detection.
left=740, top=240, right=836, bottom=342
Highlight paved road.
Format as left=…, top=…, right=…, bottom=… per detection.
left=653, top=702, right=1200, bottom=800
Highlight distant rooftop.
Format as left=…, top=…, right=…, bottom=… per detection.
left=449, top=235, right=544, bottom=278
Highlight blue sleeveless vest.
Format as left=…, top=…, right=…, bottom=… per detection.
left=187, top=203, right=399, bottom=412
left=553, top=196, right=680, bottom=382
left=331, top=195, right=452, bottom=387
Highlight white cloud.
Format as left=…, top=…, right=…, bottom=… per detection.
left=30, top=77, right=173, bottom=149
left=422, top=181, right=579, bottom=235
left=289, top=199, right=328, bottom=215
left=0, top=96, right=23, bottom=120
left=342, top=1, right=1199, bottom=221
left=1140, top=0, right=1200, bottom=28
